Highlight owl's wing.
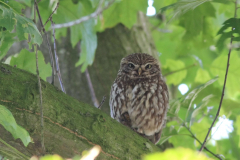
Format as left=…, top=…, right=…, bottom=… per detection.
left=109, top=82, right=120, bottom=119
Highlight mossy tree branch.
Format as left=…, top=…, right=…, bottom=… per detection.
left=0, top=63, right=161, bottom=160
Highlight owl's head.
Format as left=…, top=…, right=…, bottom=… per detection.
left=120, top=53, right=161, bottom=79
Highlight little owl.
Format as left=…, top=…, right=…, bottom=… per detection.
left=109, top=53, right=169, bottom=144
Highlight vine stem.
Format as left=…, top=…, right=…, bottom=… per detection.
left=199, top=0, right=238, bottom=152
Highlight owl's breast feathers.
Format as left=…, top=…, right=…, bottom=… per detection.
left=110, top=74, right=169, bottom=144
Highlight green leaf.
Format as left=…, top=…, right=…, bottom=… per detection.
left=0, top=31, right=16, bottom=60
left=191, top=118, right=212, bottom=143
left=178, top=2, right=215, bottom=41
left=195, top=68, right=211, bottom=83
left=186, top=94, right=214, bottom=126
left=37, top=154, right=63, bottom=160
left=163, top=59, right=187, bottom=85
left=143, top=148, right=212, bottom=160
left=75, top=19, right=97, bottom=72
left=0, top=0, right=26, bottom=13
left=182, top=77, right=218, bottom=122
left=235, top=115, right=240, bottom=147
left=89, top=0, right=99, bottom=8
left=210, top=52, right=240, bottom=97
left=0, top=105, right=32, bottom=147
left=0, top=4, right=16, bottom=31
left=100, top=0, right=148, bottom=29
left=159, top=0, right=214, bottom=20
left=18, top=0, right=32, bottom=7
left=50, top=0, right=97, bottom=71
left=216, top=18, right=240, bottom=51
left=158, top=123, right=179, bottom=145
left=0, top=4, right=42, bottom=45
left=8, top=49, right=51, bottom=80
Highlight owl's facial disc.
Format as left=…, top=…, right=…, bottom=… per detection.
left=122, top=62, right=159, bottom=79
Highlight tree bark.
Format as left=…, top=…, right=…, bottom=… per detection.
left=0, top=63, right=161, bottom=160
left=48, top=12, right=159, bottom=114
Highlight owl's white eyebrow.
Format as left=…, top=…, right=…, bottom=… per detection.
left=144, top=63, right=152, bottom=66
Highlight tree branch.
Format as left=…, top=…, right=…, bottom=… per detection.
left=183, top=124, right=223, bottom=160
left=199, top=0, right=238, bottom=152
left=85, top=68, right=99, bottom=108
left=0, top=63, right=161, bottom=160
left=43, top=2, right=59, bottom=28
left=51, top=0, right=115, bottom=29
left=50, top=18, right=66, bottom=93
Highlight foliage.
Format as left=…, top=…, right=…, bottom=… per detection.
left=7, top=49, right=51, bottom=80
left=143, top=147, right=213, bottom=160
left=0, top=0, right=240, bottom=159
left=0, top=105, right=31, bottom=147
left=0, top=0, right=42, bottom=57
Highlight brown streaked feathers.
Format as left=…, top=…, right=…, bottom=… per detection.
left=109, top=53, right=169, bottom=144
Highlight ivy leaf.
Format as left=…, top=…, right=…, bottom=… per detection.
left=0, top=4, right=42, bottom=46
left=216, top=18, right=240, bottom=51
left=9, top=49, right=51, bottom=80
left=163, top=59, right=187, bottom=85
left=0, top=105, right=32, bottom=147
left=100, top=0, right=148, bottom=29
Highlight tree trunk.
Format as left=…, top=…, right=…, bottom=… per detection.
left=48, top=12, right=159, bottom=114
left=0, top=63, right=161, bottom=160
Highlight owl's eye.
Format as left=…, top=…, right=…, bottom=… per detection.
left=145, top=64, right=152, bottom=69
left=128, top=63, right=135, bottom=69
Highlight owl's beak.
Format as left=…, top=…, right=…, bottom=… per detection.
left=138, top=68, right=142, bottom=75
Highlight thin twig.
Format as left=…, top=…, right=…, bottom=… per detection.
left=51, top=0, right=115, bottom=29
left=35, top=45, right=45, bottom=154
left=43, top=2, right=59, bottom=28
left=183, top=125, right=222, bottom=160
left=50, top=17, right=66, bottom=93
left=34, top=3, right=45, bottom=154
left=85, top=68, right=99, bottom=108
left=199, top=0, right=238, bottom=152
left=98, top=96, right=106, bottom=109
left=35, top=0, right=56, bottom=84
left=163, top=63, right=196, bottom=77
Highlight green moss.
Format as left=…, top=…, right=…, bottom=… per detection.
left=0, top=63, right=161, bottom=160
